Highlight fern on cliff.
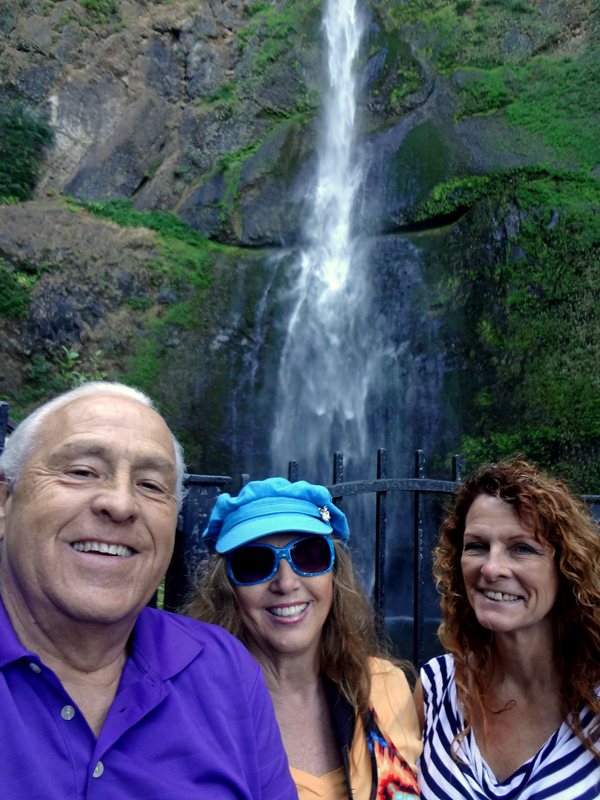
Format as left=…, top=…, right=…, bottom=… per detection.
left=0, top=103, right=54, bottom=203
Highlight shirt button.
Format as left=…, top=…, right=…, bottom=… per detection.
left=29, top=663, right=41, bottom=674
left=61, top=705, right=75, bottom=721
left=93, top=761, right=104, bottom=778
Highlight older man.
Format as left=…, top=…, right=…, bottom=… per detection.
left=0, top=382, right=297, bottom=799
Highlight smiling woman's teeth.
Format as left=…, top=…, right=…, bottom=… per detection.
left=483, top=590, right=520, bottom=602
left=269, top=603, right=308, bottom=617
left=71, top=542, right=133, bottom=557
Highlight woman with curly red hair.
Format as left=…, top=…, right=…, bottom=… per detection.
left=415, top=460, right=600, bottom=799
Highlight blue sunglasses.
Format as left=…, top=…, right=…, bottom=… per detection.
left=227, top=535, right=335, bottom=586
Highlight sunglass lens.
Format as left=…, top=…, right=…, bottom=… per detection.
left=291, top=536, right=332, bottom=574
left=230, top=546, right=276, bottom=584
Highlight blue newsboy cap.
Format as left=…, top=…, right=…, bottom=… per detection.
left=202, top=477, right=350, bottom=553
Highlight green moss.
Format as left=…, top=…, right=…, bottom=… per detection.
left=382, top=0, right=559, bottom=75
left=454, top=49, right=600, bottom=170
left=422, top=170, right=600, bottom=490
left=77, top=0, right=118, bottom=23
left=1, top=354, right=67, bottom=419
left=71, top=199, right=245, bottom=401
left=388, top=120, right=452, bottom=205
left=0, top=103, right=54, bottom=203
left=127, top=296, right=154, bottom=310
left=236, top=0, right=321, bottom=70
left=413, top=168, right=600, bottom=222
left=145, top=156, right=162, bottom=180
left=0, top=259, right=52, bottom=319
left=0, top=265, right=30, bottom=318
left=118, top=337, right=163, bottom=395
left=361, top=30, right=424, bottom=110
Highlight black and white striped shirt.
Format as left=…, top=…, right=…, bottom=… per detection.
left=418, top=655, right=600, bottom=800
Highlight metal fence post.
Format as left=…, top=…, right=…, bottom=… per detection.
left=452, top=454, right=462, bottom=482
left=332, top=451, right=344, bottom=510
left=164, top=474, right=231, bottom=612
left=0, top=402, right=9, bottom=456
left=413, top=449, right=425, bottom=669
left=374, top=448, right=387, bottom=635
left=288, top=460, right=299, bottom=482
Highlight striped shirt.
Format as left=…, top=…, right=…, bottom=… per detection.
left=418, top=654, right=600, bottom=800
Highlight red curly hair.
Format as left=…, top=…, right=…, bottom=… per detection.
left=434, top=460, right=600, bottom=758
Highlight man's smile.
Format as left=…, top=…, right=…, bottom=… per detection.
left=71, top=540, right=134, bottom=557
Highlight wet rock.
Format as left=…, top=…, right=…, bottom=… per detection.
left=66, top=91, right=173, bottom=200
left=510, top=243, right=526, bottom=262
left=502, top=28, right=533, bottom=64
left=97, top=33, right=135, bottom=78
left=0, top=0, right=18, bottom=35
left=13, top=15, right=52, bottom=57
left=178, top=172, right=226, bottom=238
left=181, top=11, right=219, bottom=42
left=158, top=288, right=178, bottom=304
left=141, top=33, right=184, bottom=102
left=52, top=21, right=83, bottom=65
left=14, top=60, right=62, bottom=101
left=187, top=39, right=228, bottom=99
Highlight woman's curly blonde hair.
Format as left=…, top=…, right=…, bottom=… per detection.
left=183, top=540, right=402, bottom=727
left=435, top=459, right=600, bottom=758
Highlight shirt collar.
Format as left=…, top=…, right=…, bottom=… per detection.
left=0, top=593, right=34, bottom=668
left=0, top=594, right=204, bottom=681
left=128, top=607, right=205, bottom=681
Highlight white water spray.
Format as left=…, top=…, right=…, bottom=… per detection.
left=271, top=0, right=369, bottom=478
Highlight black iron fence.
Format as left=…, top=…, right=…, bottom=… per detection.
left=2, top=399, right=600, bottom=670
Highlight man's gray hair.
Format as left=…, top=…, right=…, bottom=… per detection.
left=0, top=382, right=187, bottom=510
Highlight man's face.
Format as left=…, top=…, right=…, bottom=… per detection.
left=0, top=394, right=178, bottom=630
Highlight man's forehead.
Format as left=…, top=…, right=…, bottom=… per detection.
left=36, top=394, right=176, bottom=464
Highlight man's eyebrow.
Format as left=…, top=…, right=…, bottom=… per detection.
left=134, top=456, right=177, bottom=476
left=50, top=441, right=108, bottom=461
left=50, top=443, right=176, bottom=475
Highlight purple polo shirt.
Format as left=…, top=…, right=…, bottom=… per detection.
left=0, top=597, right=298, bottom=799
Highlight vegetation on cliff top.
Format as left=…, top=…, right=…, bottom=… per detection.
left=455, top=47, right=600, bottom=169
left=382, top=0, right=575, bottom=74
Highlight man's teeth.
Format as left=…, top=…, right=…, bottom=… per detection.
left=483, top=590, right=520, bottom=602
left=71, top=541, right=133, bottom=557
left=269, top=603, right=308, bottom=617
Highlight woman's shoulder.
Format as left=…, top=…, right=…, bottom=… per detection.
left=420, top=654, right=455, bottom=688
left=368, top=657, right=411, bottom=690
left=418, top=654, right=458, bottom=720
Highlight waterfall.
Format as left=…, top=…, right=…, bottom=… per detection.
left=271, top=0, right=367, bottom=481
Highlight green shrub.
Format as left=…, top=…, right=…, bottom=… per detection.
left=127, top=296, right=155, bottom=310
left=0, top=265, right=30, bottom=318
left=77, top=0, right=118, bottom=22
left=0, top=103, right=54, bottom=202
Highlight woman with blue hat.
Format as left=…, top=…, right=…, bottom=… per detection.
left=185, top=477, right=422, bottom=800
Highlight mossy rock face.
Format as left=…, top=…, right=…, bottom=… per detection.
left=412, top=169, right=600, bottom=491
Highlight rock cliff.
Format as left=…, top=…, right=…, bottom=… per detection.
left=1, top=0, right=599, bottom=491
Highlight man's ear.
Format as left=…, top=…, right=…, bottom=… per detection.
left=0, top=483, right=11, bottom=543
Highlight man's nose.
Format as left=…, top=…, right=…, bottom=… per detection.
left=90, top=474, right=138, bottom=522
left=270, top=556, right=301, bottom=593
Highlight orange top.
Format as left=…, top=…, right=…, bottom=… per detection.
left=290, top=659, right=422, bottom=800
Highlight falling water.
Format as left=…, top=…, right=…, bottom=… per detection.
left=271, top=0, right=368, bottom=480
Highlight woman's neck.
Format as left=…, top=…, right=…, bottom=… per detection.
left=246, top=638, right=321, bottom=697
left=488, top=620, right=558, bottom=692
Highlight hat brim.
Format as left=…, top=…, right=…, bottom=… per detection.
left=215, top=512, right=333, bottom=553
